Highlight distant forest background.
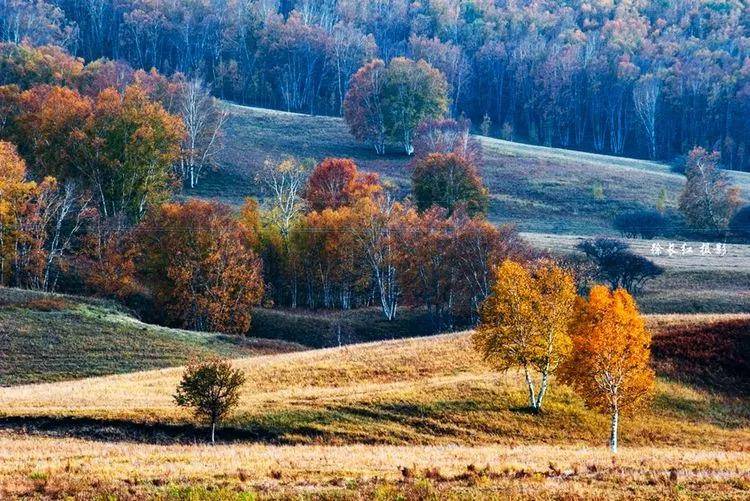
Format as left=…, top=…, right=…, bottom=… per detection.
left=2, top=0, right=750, bottom=169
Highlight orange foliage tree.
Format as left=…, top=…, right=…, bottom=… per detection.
left=15, top=85, right=92, bottom=178
left=134, top=199, right=264, bottom=334
left=559, top=286, right=655, bottom=453
left=304, top=158, right=381, bottom=211
left=472, top=259, right=577, bottom=412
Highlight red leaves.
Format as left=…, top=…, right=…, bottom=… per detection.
left=304, top=158, right=381, bottom=212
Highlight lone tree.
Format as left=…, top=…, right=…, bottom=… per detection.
left=174, top=358, right=246, bottom=444
left=411, top=152, right=488, bottom=216
left=559, top=286, right=655, bottom=453
left=678, top=147, right=741, bottom=232
left=577, top=238, right=663, bottom=293
left=473, top=260, right=577, bottom=413
left=344, top=57, right=448, bottom=155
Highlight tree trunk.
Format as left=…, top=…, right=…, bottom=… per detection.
left=523, top=366, right=537, bottom=411
left=610, top=407, right=618, bottom=453
left=211, top=421, right=216, bottom=444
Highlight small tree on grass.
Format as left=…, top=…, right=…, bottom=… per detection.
left=174, top=358, right=246, bottom=444
left=559, top=286, right=655, bottom=453
left=678, top=147, right=741, bottom=232
left=472, top=259, right=577, bottom=413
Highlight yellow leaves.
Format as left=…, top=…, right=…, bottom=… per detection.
left=473, top=259, right=576, bottom=373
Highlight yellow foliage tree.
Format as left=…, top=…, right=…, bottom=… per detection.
left=559, top=286, right=655, bottom=453
left=0, top=141, right=37, bottom=285
left=472, top=259, right=577, bottom=412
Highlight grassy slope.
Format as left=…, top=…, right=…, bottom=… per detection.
left=0, top=314, right=748, bottom=498
left=2, top=314, right=748, bottom=449
left=0, top=287, right=302, bottom=386
left=194, top=103, right=750, bottom=234
left=190, top=104, right=750, bottom=315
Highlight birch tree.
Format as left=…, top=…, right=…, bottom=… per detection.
left=678, top=147, right=741, bottom=231
left=559, top=286, right=655, bottom=453
left=178, top=79, right=228, bottom=189
left=472, top=259, right=576, bottom=413
left=633, top=75, right=660, bottom=159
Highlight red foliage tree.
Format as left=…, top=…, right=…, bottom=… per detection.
left=304, top=158, right=381, bottom=212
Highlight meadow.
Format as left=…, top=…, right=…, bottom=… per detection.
left=0, top=314, right=748, bottom=498
left=0, top=287, right=301, bottom=386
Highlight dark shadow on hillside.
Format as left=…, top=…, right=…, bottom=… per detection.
left=0, top=415, right=325, bottom=445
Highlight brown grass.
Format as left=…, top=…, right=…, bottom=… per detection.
left=0, top=434, right=748, bottom=499
left=0, top=314, right=748, bottom=498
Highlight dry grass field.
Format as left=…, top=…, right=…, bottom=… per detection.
left=1, top=314, right=748, bottom=498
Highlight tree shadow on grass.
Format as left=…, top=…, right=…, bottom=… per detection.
left=0, top=413, right=328, bottom=445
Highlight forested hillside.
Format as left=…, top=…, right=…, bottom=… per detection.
left=3, top=0, right=750, bottom=168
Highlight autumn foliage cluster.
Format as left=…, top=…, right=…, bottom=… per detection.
left=6, top=0, right=750, bottom=168
left=473, top=260, right=655, bottom=452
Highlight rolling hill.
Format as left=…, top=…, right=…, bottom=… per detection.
left=0, top=314, right=748, bottom=498
left=192, top=103, right=750, bottom=235
left=185, top=103, right=750, bottom=315
left=0, top=287, right=302, bottom=386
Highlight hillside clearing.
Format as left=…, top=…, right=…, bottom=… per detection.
left=197, top=103, right=750, bottom=235
left=2, top=315, right=748, bottom=450
left=0, top=287, right=302, bottom=386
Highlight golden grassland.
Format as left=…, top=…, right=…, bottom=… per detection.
left=0, top=313, right=748, bottom=498
left=1, top=435, right=749, bottom=499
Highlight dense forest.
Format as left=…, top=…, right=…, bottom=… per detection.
left=2, top=0, right=749, bottom=169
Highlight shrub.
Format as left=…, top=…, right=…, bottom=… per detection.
left=577, top=237, right=663, bottom=293
left=613, top=209, right=668, bottom=239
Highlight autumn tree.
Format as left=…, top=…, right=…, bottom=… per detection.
left=343, top=59, right=387, bottom=154
left=411, top=152, right=488, bottom=216
left=345, top=57, right=448, bottom=155
left=393, top=206, right=456, bottom=328
left=290, top=205, right=364, bottom=309
left=0, top=141, right=91, bottom=291
left=678, top=147, right=741, bottom=232
left=0, top=141, right=35, bottom=285
left=304, top=158, right=381, bottom=211
left=559, top=286, right=655, bottom=453
left=473, top=260, right=577, bottom=412
left=350, top=195, right=400, bottom=320
left=452, top=215, right=528, bottom=314
left=14, top=85, right=92, bottom=179
left=383, top=57, right=449, bottom=155
left=135, top=199, right=264, bottom=334
left=77, top=86, right=185, bottom=221
left=174, top=358, right=246, bottom=444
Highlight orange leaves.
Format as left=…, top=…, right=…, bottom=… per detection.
left=16, top=85, right=92, bottom=178
left=559, top=286, right=655, bottom=415
left=0, top=141, right=36, bottom=285
left=135, top=200, right=264, bottom=334
left=472, top=259, right=576, bottom=410
left=304, top=158, right=381, bottom=212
